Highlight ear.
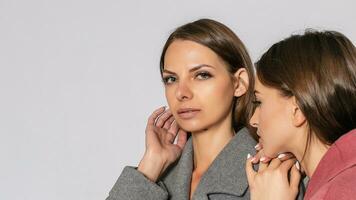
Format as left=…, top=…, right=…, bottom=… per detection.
left=233, top=68, right=249, bottom=97
left=291, top=97, right=306, bottom=127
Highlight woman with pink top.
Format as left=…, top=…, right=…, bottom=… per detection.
left=246, top=30, right=356, bottom=200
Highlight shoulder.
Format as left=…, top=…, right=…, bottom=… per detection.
left=329, top=165, right=356, bottom=187
left=324, top=166, right=356, bottom=199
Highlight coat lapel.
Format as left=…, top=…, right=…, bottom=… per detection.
left=162, top=128, right=256, bottom=200
left=192, top=128, right=256, bottom=199
left=162, top=138, right=194, bottom=200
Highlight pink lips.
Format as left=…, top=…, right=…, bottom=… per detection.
left=177, top=108, right=201, bottom=119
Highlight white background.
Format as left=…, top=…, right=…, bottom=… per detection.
left=1, top=0, right=355, bottom=199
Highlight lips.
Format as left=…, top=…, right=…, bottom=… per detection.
left=177, top=108, right=201, bottom=120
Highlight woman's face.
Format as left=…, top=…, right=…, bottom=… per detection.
left=162, top=40, right=241, bottom=133
left=249, top=78, right=298, bottom=157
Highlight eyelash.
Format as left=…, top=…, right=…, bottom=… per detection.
left=162, top=71, right=213, bottom=85
left=162, top=76, right=176, bottom=84
left=252, top=99, right=261, bottom=107
left=196, top=71, right=212, bottom=80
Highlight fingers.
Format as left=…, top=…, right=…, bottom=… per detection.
left=147, top=106, right=166, bottom=126
left=168, top=120, right=179, bottom=136
left=254, top=143, right=262, bottom=151
left=290, top=161, right=302, bottom=190
left=279, top=158, right=297, bottom=173
left=165, top=132, right=175, bottom=143
left=258, top=160, right=269, bottom=171
left=251, top=149, right=263, bottom=164
left=267, top=157, right=282, bottom=169
left=155, top=109, right=173, bottom=128
left=245, top=154, right=257, bottom=184
left=259, top=156, right=272, bottom=165
left=176, top=129, right=187, bottom=149
left=253, top=149, right=272, bottom=164
left=257, top=152, right=294, bottom=166
left=253, top=144, right=272, bottom=164
left=256, top=149, right=271, bottom=169
left=277, top=152, right=295, bottom=162
left=162, top=115, right=175, bottom=130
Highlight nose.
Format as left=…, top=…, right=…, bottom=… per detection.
left=175, top=80, right=193, bottom=101
left=249, top=109, right=259, bottom=128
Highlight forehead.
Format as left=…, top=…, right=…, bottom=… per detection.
left=164, top=40, right=223, bottom=68
left=254, top=77, right=289, bottom=101
left=254, top=77, right=274, bottom=96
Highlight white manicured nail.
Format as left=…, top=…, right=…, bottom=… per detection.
left=260, top=157, right=267, bottom=162
left=278, top=153, right=286, bottom=159
left=254, top=144, right=260, bottom=149
left=247, top=153, right=251, bottom=159
left=295, top=161, right=300, bottom=170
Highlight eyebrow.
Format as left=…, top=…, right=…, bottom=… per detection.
left=163, top=64, right=215, bottom=75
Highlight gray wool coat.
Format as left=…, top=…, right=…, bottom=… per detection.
left=106, top=128, right=305, bottom=200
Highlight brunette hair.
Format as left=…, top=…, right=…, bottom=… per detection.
left=255, top=30, right=356, bottom=145
left=159, top=18, right=255, bottom=133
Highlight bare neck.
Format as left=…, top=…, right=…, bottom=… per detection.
left=191, top=114, right=234, bottom=175
left=294, top=135, right=329, bottom=178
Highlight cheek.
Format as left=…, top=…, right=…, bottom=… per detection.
left=259, top=105, right=292, bottom=156
left=165, top=86, right=176, bottom=107
left=188, top=81, right=234, bottom=131
left=196, top=80, right=234, bottom=110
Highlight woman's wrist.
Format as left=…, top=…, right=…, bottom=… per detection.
left=137, top=152, right=165, bottom=182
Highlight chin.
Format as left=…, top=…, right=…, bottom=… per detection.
left=179, top=125, right=206, bottom=133
left=177, top=120, right=207, bottom=133
left=263, top=147, right=280, bottom=158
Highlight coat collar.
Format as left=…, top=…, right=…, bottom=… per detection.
left=162, top=127, right=256, bottom=200
left=305, top=129, right=356, bottom=199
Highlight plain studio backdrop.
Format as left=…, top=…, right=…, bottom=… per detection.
left=0, top=0, right=355, bottom=199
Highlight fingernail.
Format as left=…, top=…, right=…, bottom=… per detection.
left=247, top=153, right=251, bottom=159
left=260, top=157, right=267, bottom=162
left=278, top=153, right=286, bottom=159
left=251, top=156, right=256, bottom=162
left=254, top=144, right=260, bottom=150
left=247, top=154, right=256, bottom=162
left=295, top=161, right=300, bottom=170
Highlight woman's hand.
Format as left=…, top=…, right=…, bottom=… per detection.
left=137, top=106, right=188, bottom=182
left=245, top=154, right=301, bottom=200
left=252, top=143, right=295, bottom=164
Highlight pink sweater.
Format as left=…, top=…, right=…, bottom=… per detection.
left=304, top=129, right=356, bottom=200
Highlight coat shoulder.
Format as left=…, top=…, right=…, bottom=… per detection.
left=319, top=166, right=356, bottom=200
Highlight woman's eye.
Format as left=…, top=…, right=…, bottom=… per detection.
left=163, top=76, right=177, bottom=84
left=196, top=72, right=212, bottom=80
left=252, top=100, right=261, bottom=107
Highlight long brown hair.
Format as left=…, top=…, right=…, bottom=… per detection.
left=159, top=19, right=255, bottom=134
left=255, top=30, right=356, bottom=146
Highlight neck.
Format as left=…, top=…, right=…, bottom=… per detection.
left=293, top=133, right=329, bottom=177
left=191, top=113, right=234, bottom=175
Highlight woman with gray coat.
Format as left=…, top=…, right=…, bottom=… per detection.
left=106, top=18, right=260, bottom=200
